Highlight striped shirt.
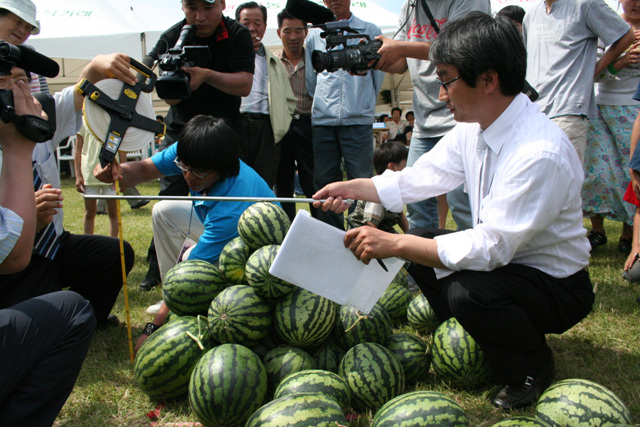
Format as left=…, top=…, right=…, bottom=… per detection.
left=0, top=207, right=24, bottom=264
left=275, top=49, right=312, bottom=116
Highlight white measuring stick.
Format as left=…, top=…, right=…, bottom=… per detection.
left=83, top=194, right=355, bottom=205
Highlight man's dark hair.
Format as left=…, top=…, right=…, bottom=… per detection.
left=156, top=115, right=164, bottom=122
left=277, top=9, right=307, bottom=29
left=379, top=113, right=389, bottom=122
left=430, top=12, right=526, bottom=97
left=176, top=115, right=240, bottom=181
left=496, top=5, right=526, bottom=25
left=236, top=1, right=267, bottom=22
left=373, top=141, right=408, bottom=175
left=405, top=111, right=414, bottom=120
left=391, top=107, right=402, bottom=116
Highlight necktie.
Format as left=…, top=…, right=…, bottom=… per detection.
left=475, top=132, right=490, bottom=225
left=33, top=164, right=61, bottom=259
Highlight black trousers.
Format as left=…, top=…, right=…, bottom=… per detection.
left=274, top=117, right=316, bottom=221
left=0, top=232, right=134, bottom=327
left=407, top=228, right=594, bottom=385
left=238, top=115, right=280, bottom=188
left=0, top=291, right=95, bottom=426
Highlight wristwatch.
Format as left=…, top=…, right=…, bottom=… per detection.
left=142, top=322, right=160, bottom=336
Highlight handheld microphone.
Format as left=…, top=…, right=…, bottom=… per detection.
left=285, top=0, right=336, bottom=26
left=0, top=42, right=59, bottom=78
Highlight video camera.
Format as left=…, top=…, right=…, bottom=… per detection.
left=154, top=25, right=211, bottom=100
left=0, top=42, right=58, bottom=142
left=285, top=0, right=381, bottom=74
left=311, top=21, right=382, bottom=74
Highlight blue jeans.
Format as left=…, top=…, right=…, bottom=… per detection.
left=406, top=136, right=440, bottom=229
left=313, top=125, right=374, bottom=229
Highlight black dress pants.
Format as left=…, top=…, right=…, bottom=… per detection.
left=407, top=228, right=594, bottom=385
left=0, top=291, right=95, bottom=426
left=0, top=232, right=134, bottom=327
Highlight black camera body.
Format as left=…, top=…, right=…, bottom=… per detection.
left=155, top=25, right=211, bottom=100
left=311, top=20, right=381, bottom=74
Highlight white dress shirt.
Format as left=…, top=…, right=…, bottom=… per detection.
left=373, top=93, right=590, bottom=279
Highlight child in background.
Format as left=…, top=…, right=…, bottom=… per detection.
left=74, top=118, right=119, bottom=237
left=347, top=141, right=409, bottom=233
left=623, top=181, right=640, bottom=285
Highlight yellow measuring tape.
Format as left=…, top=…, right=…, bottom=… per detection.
left=115, top=179, right=134, bottom=363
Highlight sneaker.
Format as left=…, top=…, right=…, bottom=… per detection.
left=147, top=300, right=164, bottom=314
left=139, top=276, right=161, bottom=291
left=587, top=230, right=607, bottom=250
left=618, top=238, right=632, bottom=255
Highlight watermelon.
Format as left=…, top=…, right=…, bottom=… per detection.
left=430, top=317, right=491, bottom=388
left=264, top=345, right=316, bottom=394
left=274, top=287, right=337, bottom=347
left=385, top=332, right=430, bottom=381
left=274, top=369, right=351, bottom=410
left=339, top=342, right=405, bottom=410
left=134, top=316, right=212, bottom=400
left=189, top=343, right=267, bottom=427
left=245, top=244, right=294, bottom=298
left=250, top=334, right=283, bottom=360
left=246, top=392, right=348, bottom=427
left=372, top=390, right=468, bottom=427
left=207, top=284, right=272, bottom=345
left=407, top=293, right=438, bottom=335
left=313, top=341, right=345, bottom=374
left=332, top=302, right=391, bottom=350
left=162, top=259, right=227, bottom=316
left=378, top=282, right=412, bottom=324
left=490, top=417, right=551, bottom=427
left=218, top=236, right=252, bottom=285
left=237, top=202, right=291, bottom=250
left=536, top=378, right=632, bottom=426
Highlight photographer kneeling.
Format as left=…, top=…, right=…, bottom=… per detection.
left=0, top=74, right=96, bottom=426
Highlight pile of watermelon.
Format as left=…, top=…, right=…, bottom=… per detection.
left=133, top=202, right=634, bottom=426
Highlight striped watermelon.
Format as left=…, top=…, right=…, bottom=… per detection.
left=407, top=293, right=438, bottom=335
left=250, top=334, right=283, bottom=360
left=189, top=343, right=267, bottom=427
left=536, top=378, right=632, bottom=426
left=162, top=259, right=227, bottom=316
left=207, top=285, right=272, bottom=346
left=378, top=282, right=412, bottom=324
left=134, top=316, right=212, bottom=400
left=391, top=269, right=409, bottom=289
left=274, top=369, right=351, bottom=410
left=332, top=303, right=391, bottom=350
left=238, top=202, right=291, bottom=250
left=218, top=236, right=253, bottom=285
left=385, top=332, right=430, bottom=381
left=274, top=287, right=337, bottom=347
left=264, top=345, right=316, bottom=394
left=431, top=317, right=491, bottom=388
left=246, top=392, right=348, bottom=427
left=313, top=341, right=345, bottom=374
left=245, top=244, right=294, bottom=298
left=339, top=342, right=406, bottom=410
left=372, top=390, right=468, bottom=427
left=490, top=417, right=552, bottom=427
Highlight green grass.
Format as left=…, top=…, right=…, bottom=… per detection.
left=53, top=175, right=640, bottom=426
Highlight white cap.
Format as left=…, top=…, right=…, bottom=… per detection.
left=0, top=0, right=39, bottom=35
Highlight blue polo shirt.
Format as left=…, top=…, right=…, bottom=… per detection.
left=152, top=143, right=275, bottom=264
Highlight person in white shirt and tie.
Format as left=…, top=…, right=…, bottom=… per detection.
left=314, top=12, right=593, bottom=411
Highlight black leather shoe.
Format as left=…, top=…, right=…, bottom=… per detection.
left=131, top=200, right=150, bottom=209
left=491, top=357, right=555, bottom=410
left=139, top=276, right=161, bottom=291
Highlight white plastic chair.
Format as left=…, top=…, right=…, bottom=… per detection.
left=56, top=135, right=76, bottom=178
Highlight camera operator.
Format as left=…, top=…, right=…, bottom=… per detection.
left=304, top=0, right=384, bottom=230
left=0, top=77, right=96, bottom=425
left=373, top=0, right=490, bottom=231
left=139, top=0, right=255, bottom=291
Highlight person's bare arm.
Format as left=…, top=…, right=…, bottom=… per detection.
left=374, top=35, right=431, bottom=73
left=94, top=157, right=163, bottom=190
left=74, top=134, right=85, bottom=193
left=595, top=28, right=636, bottom=78
left=74, top=53, right=138, bottom=111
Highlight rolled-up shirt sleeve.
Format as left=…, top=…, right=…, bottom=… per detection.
left=0, top=207, right=24, bottom=264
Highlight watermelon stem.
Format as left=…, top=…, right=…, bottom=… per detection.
left=186, top=331, right=205, bottom=351
left=344, top=311, right=369, bottom=333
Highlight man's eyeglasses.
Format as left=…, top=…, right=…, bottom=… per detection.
left=437, top=75, right=461, bottom=92
left=174, top=158, right=212, bottom=179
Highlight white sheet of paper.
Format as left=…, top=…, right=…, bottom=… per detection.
left=269, top=210, right=405, bottom=313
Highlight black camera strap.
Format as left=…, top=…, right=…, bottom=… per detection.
left=419, top=0, right=440, bottom=34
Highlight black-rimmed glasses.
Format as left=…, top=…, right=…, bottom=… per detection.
left=437, top=75, right=461, bottom=92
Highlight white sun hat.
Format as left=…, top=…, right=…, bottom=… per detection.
left=0, top=0, right=39, bottom=35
